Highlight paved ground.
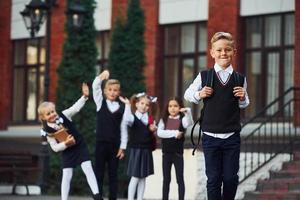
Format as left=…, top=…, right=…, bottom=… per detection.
left=0, top=195, right=91, bottom=200
left=0, top=195, right=128, bottom=200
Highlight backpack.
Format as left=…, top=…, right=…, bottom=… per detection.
left=190, top=68, right=244, bottom=155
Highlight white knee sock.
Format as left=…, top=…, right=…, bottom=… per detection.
left=137, top=178, right=146, bottom=200
left=128, top=177, right=139, bottom=200
left=61, top=168, right=73, bottom=200
left=128, top=177, right=146, bottom=200
left=81, top=160, right=99, bottom=195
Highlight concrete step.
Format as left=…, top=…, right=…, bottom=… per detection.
left=243, top=191, right=300, bottom=200
left=270, top=170, right=300, bottom=179
left=283, top=161, right=300, bottom=170
left=257, top=178, right=300, bottom=192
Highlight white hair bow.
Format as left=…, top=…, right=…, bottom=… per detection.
left=136, top=92, right=157, bottom=103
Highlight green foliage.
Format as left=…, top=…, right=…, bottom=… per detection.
left=48, top=0, right=97, bottom=195
left=108, top=0, right=146, bottom=98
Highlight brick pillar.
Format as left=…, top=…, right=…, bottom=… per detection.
left=140, top=0, right=160, bottom=96
left=0, top=0, right=12, bottom=130
left=295, top=1, right=300, bottom=126
left=48, top=1, right=66, bottom=102
left=207, top=0, right=240, bottom=69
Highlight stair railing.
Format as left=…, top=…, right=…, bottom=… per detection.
left=239, top=87, right=300, bottom=184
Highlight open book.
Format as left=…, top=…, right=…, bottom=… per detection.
left=50, top=128, right=70, bottom=143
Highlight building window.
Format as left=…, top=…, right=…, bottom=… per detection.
left=244, top=13, right=294, bottom=118
left=95, top=31, right=110, bottom=74
left=163, top=22, right=207, bottom=117
left=12, top=38, right=45, bottom=123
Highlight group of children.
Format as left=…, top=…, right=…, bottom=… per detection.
left=37, top=32, right=249, bottom=200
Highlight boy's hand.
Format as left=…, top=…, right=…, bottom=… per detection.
left=199, top=86, right=213, bottom=99
left=99, top=70, right=110, bottom=81
left=233, top=86, right=246, bottom=101
left=116, top=148, right=125, bottom=160
left=82, top=82, right=89, bottom=97
left=119, top=96, right=130, bottom=105
left=64, top=135, right=76, bottom=147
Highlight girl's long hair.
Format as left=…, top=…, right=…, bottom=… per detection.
left=162, top=97, right=185, bottom=125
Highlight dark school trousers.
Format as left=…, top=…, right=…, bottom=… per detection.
left=162, top=152, right=185, bottom=200
left=95, top=141, right=119, bottom=200
left=202, top=132, right=240, bottom=200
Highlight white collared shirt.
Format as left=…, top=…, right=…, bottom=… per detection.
left=184, top=64, right=250, bottom=139
left=127, top=111, right=149, bottom=127
left=92, top=76, right=129, bottom=149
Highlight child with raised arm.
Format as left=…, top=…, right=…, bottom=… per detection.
left=38, top=83, right=101, bottom=200
left=92, top=70, right=129, bottom=200
left=184, top=32, right=250, bottom=200
left=157, top=97, right=193, bottom=200
left=121, top=93, right=157, bottom=200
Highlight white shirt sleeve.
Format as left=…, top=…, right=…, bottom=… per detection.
left=184, top=72, right=203, bottom=104
left=238, top=77, right=250, bottom=109
left=120, top=104, right=132, bottom=149
left=92, top=76, right=104, bottom=112
left=124, top=105, right=135, bottom=127
left=62, top=96, right=88, bottom=121
left=182, top=108, right=194, bottom=128
left=157, top=119, right=177, bottom=138
left=47, top=136, right=67, bottom=152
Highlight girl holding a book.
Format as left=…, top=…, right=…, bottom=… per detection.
left=38, top=83, right=101, bottom=200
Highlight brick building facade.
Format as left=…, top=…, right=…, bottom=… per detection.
left=0, top=0, right=299, bottom=130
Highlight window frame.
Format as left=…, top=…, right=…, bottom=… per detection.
left=11, top=37, right=45, bottom=124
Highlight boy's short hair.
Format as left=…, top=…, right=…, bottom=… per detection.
left=211, top=32, right=235, bottom=47
left=37, top=101, right=55, bottom=121
left=104, top=79, right=121, bottom=89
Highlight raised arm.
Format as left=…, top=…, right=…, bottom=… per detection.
left=181, top=107, right=194, bottom=128
left=92, top=70, right=110, bottom=111
left=62, top=83, right=89, bottom=121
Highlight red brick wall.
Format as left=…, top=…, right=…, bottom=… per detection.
left=295, top=0, right=300, bottom=126
left=140, top=0, right=160, bottom=96
left=0, top=0, right=12, bottom=130
left=48, top=1, right=66, bottom=102
left=207, top=0, right=240, bottom=69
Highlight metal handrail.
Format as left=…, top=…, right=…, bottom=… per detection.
left=239, top=86, right=300, bottom=184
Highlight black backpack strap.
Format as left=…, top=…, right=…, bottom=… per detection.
left=202, top=68, right=214, bottom=88
left=233, top=71, right=244, bottom=87
left=191, top=118, right=200, bottom=155
left=191, top=68, right=214, bottom=155
left=207, top=68, right=214, bottom=88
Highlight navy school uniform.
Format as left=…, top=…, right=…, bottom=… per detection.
left=95, top=97, right=125, bottom=200
left=127, top=115, right=154, bottom=178
left=42, top=113, right=90, bottom=168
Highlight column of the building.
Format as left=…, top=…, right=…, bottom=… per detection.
left=295, top=1, right=300, bottom=126
left=48, top=1, right=66, bottom=102
left=0, top=0, right=12, bottom=130
left=140, top=0, right=160, bottom=96
left=207, top=0, right=241, bottom=68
